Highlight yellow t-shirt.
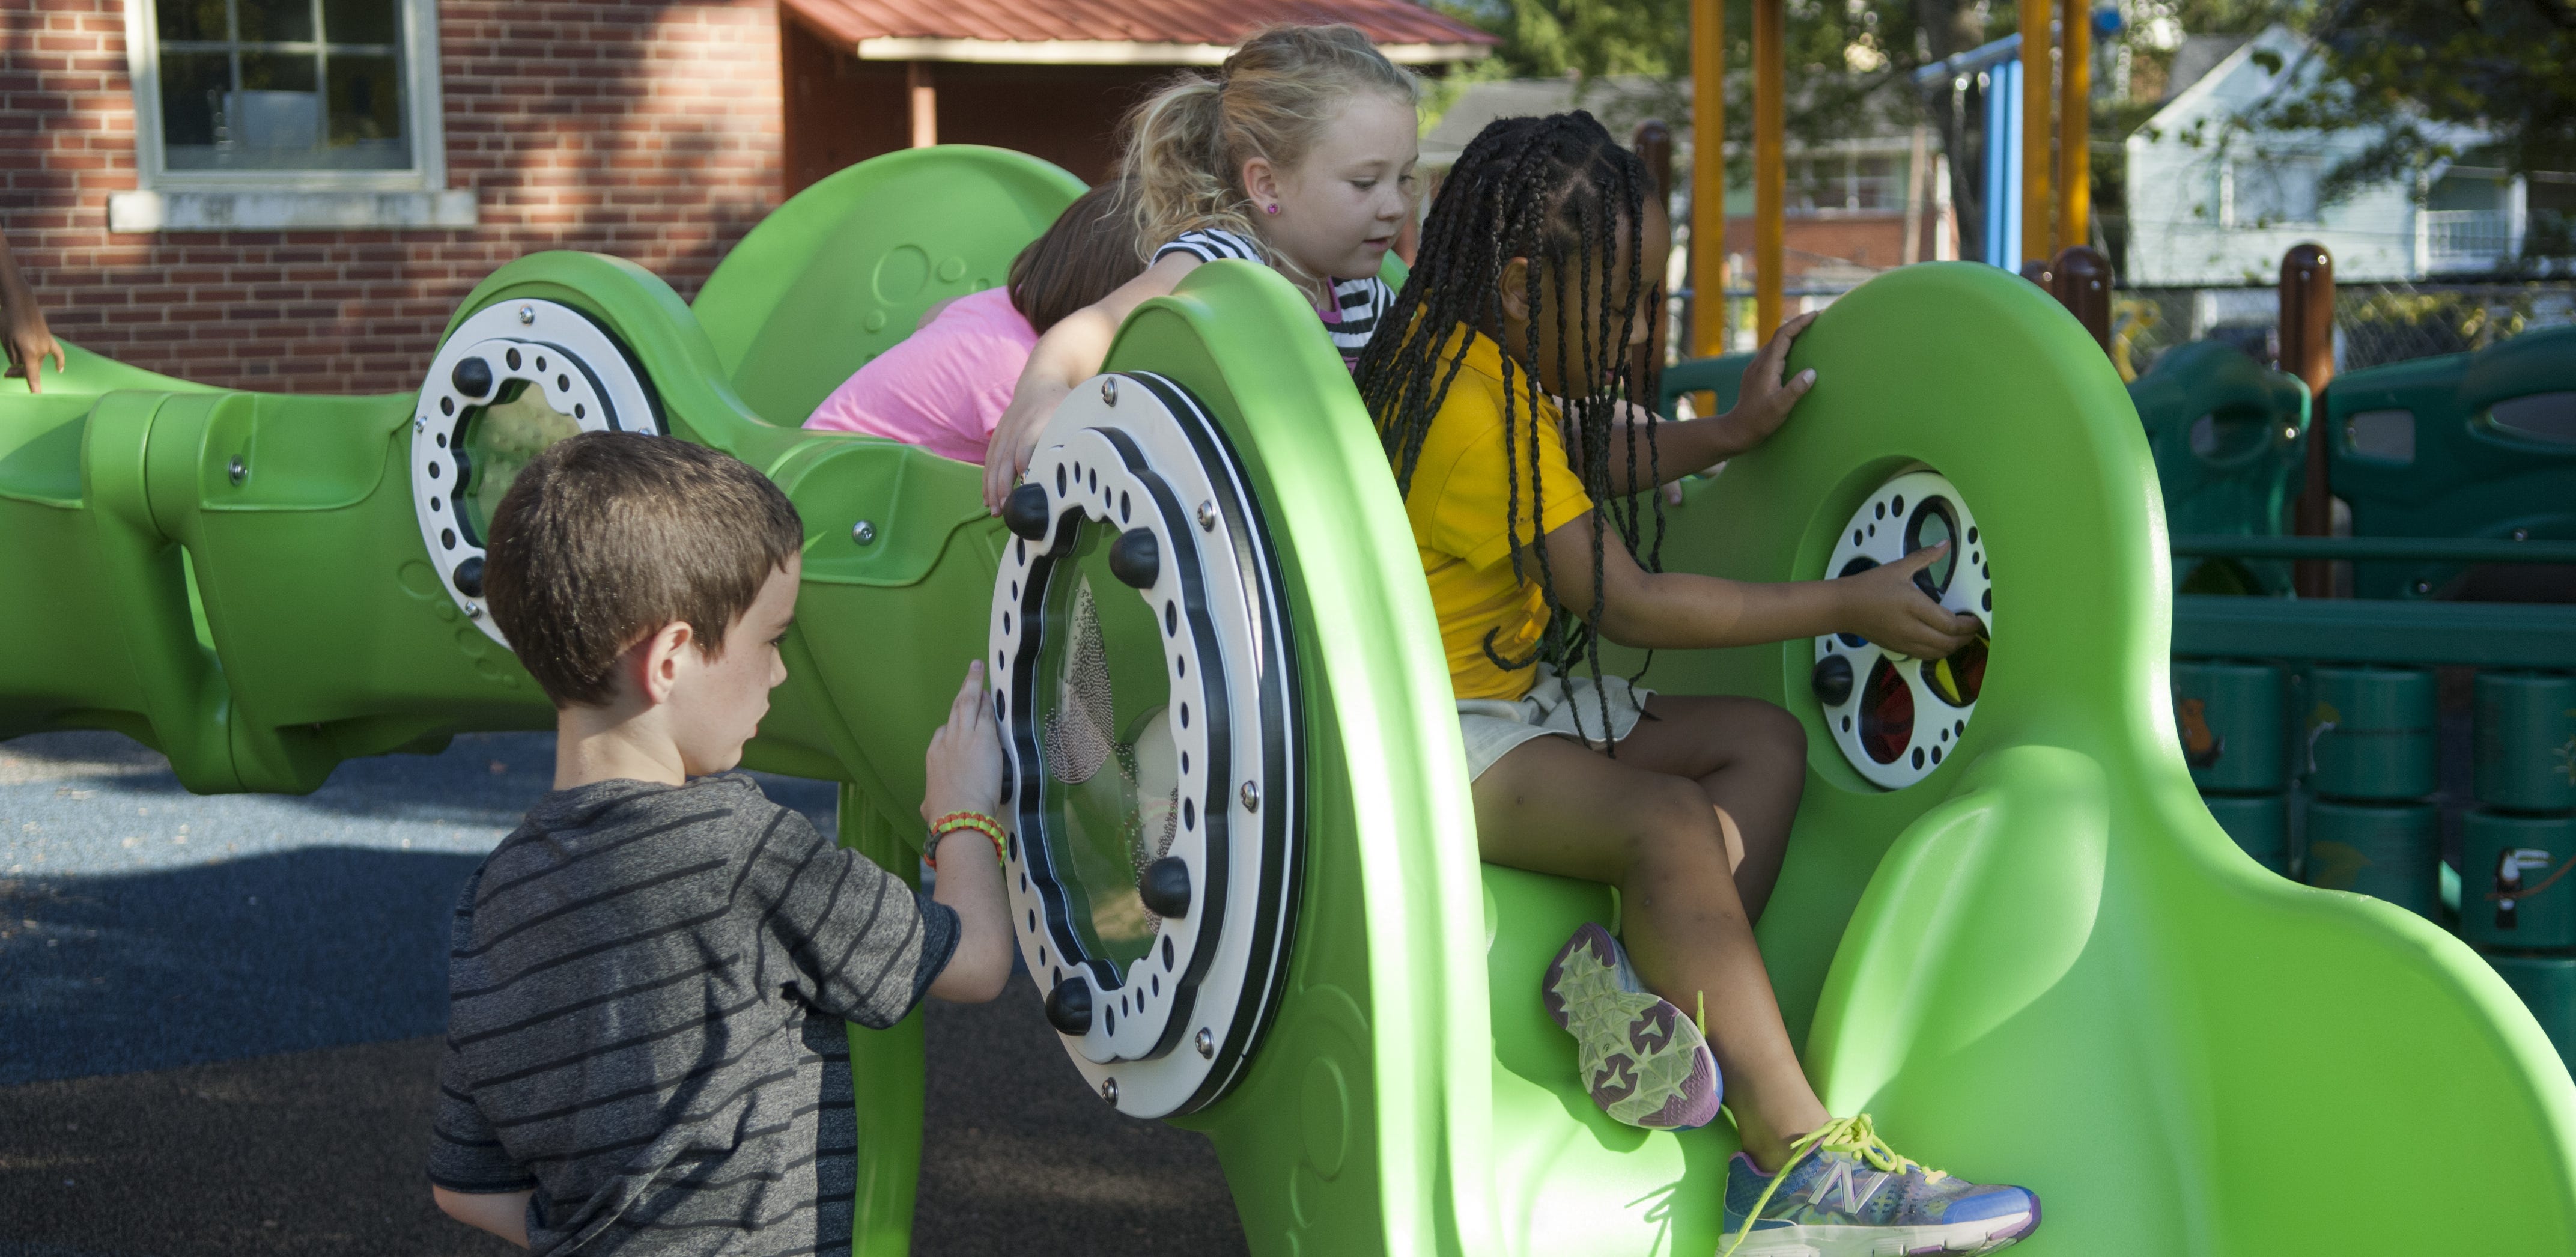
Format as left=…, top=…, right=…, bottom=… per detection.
left=1389, top=325, right=1594, bottom=702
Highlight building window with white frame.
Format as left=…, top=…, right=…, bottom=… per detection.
left=114, top=0, right=470, bottom=231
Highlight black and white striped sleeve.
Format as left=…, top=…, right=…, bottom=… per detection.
left=428, top=874, right=539, bottom=1194
left=740, top=806, right=959, bottom=1030
left=1153, top=227, right=1265, bottom=265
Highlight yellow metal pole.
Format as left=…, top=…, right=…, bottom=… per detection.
left=2018, top=0, right=2052, bottom=261
left=2058, top=0, right=2090, bottom=251
left=1689, top=0, right=1727, bottom=356
left=1754, top=0, right=1784, bottom=340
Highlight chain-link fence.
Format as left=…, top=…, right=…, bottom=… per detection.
left=2114, top=280, right=2576, bottom=380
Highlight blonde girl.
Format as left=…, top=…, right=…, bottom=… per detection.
left=981, top=23, right=1421, bottom=510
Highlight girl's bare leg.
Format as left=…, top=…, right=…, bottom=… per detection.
left=1609, top=695, right=1807, bottom=922
left=1472, top=731, right=1828, bottom=1169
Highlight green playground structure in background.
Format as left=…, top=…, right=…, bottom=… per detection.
left=6, top=147, right=2576, bottom=1254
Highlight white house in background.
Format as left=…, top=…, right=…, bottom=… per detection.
left=2124, top=24, right=2562, bottom=284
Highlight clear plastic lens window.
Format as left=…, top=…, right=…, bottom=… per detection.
left=1036, top=521, right=1178, bottom=977
left=458, top=382, right=582, bottom=546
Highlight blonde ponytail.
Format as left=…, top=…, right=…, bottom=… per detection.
left=1120, top=24, right=1421, bottom=263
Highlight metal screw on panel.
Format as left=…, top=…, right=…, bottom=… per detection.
left=517, top=305, right=536, bottom=326
left=1195, top=1028, right=1214, bottom=1059
left=2280, top=426, right=2297, bottom=442
left=227, top=457, right=247, bottom=485
left=415, top=416, right=428, bottom=434
left=1099, top=1079, right=1119, bottom=1106
left=2514, top=528, right=2531, bottom=541
left=2414, top=581, right=2433, bottom=595
left=1101, top=378, right=1118, bottom=406
left=1240, top=781, right=1259, bottom=812
left=1197, top=500, right=1217, bottom=532
left=464, top=601, right=484, bottom=619
left=852, top=520, right=877, bottom=545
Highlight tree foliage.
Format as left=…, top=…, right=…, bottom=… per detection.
left=2261, top=0, right=2576, bottom=188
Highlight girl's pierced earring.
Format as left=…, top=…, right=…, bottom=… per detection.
left=1264, top=204, right=1280, bottom=215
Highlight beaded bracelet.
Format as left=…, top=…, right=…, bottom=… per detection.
left=925, top=811, right=1007, bottom=869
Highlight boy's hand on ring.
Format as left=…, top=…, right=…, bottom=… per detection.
left=1841, top=544, right=1979, bottom=660
left=922, top=660, right=1006, bottom=824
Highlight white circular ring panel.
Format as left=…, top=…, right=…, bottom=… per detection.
left=991, top=372, right=1301, bottom=1119
left=410, top=300, right=660, bottom=643
left=1814, top=469, right=1993, bottom=790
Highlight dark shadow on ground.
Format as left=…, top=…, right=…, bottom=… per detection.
left=1, top=847, right=488, bottom=1085
left=915, top=973, right=1249, bottom=1256
left=1, top=729, right=839, bottom=1086
left=0, top=980, right=1247, bottom=1257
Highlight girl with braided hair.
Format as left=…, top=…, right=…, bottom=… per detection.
left=982, top=23, right=1421, bottom=510
left=1360, top=112, right=2041, bottom=1255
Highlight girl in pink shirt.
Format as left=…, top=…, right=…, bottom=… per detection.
left=804, top=180, right=1140, bottom=463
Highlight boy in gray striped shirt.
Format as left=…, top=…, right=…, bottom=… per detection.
left=428, top=433, right=1015, bottom=1253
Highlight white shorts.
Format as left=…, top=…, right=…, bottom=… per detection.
left=1455, top=663, right=1656, bottom=782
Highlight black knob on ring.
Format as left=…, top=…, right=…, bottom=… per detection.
left=1139, top=856, right=1191, bottom=918
left=452, top=555, right=485, bottom=598
left=1003, top=482, right=1052, bottom=541
left=1108, top=527, right=1159, bottom=589
left=451, top=356, right=494, bottom=399
left=1811, top=653, right=1855, bottom=707
left=1043, top=977, right=1093, bottom=1036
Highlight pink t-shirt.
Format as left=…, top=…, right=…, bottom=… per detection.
left=803, top=286, right=1038, bottom=464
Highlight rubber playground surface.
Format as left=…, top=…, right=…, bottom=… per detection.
left=0, top=731, right=1245, bottom=1256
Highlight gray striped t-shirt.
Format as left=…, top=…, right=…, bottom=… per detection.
left=428, top=774, right=957, bottom=1255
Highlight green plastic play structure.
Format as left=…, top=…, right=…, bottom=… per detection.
left=2127, top=341, right=2312, bottom=596
left=2325, top=324, right=2576, bottom=599
left=6, top=146, right=2576, bottom=1255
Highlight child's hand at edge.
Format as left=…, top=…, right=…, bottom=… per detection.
left=2, top=291, right=64, bottom=395
left=923, top=659, right=1014, bottom=1003
left=921, top=660, right=1004, bottom=825
left=1715, top=311, right=1819, bottom=455
left=1835, top=543, right=1982, bottom=660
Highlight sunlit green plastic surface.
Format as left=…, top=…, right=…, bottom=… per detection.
left=8, top=142, right=2575, bottom=1257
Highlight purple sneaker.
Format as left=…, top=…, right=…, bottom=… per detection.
left=1719, top=1115, right=2041, bottom=1256
left=1541, top=922, right=1722, bottom=1130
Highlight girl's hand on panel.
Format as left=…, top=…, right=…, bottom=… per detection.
left=2, top=302, right=63, bottom=395
left=985, top=380, right=1068, bottom=511
left=1837, top=544, right=1981, bottom=660
left=1716, top=311, right=1818, bottom=453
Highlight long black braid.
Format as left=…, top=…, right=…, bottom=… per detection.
left=1356, top=111, right=1663, bottom=748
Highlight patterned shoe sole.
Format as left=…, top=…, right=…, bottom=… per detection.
left=1725, top=1201, right=2040, bottom=1257
left=1541, top=922, right=1721, bottom=1130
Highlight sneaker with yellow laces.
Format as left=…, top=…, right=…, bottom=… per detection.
left=1719, top=1115, right=2039, bottom=1256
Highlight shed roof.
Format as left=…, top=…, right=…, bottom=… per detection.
left=783, top=0, right=1497, bottom=65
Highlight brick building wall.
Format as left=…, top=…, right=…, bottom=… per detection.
left=1719, top=213, right=1918, bottom=282
left=2, top=0, right=785, bottom=395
